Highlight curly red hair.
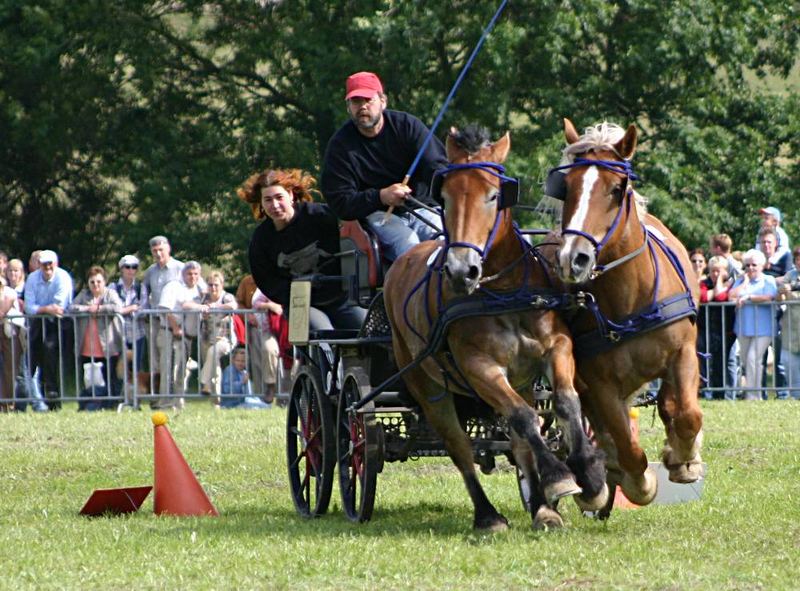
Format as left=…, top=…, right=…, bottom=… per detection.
left=236, top=168, right=318, bottom=220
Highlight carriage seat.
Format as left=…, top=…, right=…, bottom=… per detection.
left=340, top=220, right=383, bottom=307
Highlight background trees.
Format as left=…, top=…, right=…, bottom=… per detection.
left=1, top=0, right=798, bottom=284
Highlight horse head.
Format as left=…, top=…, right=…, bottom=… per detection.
left=437, top=126, right=517, bottom=295
left=553, top=118, right=641, bottom=284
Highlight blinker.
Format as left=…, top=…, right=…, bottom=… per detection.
left=544, top=169, right=567, bottom=201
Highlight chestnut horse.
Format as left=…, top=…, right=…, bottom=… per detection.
left=383, top=126, right=606, bottom=530
left=549, top=119, right=703, bottom=515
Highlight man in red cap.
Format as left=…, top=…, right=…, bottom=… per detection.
left=321, top=71, right=447, bottom=261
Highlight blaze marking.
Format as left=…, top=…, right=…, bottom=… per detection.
left=563, top=166, right=599, bottom=251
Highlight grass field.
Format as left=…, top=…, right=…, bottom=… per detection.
left=1, top=400, right=799, bottom=590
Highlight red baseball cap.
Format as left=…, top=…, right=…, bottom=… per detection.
left=345, top=71, right=383, bottom=100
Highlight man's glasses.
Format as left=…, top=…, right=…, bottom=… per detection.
left=744, top=263, right=759, bottom=268
left=122, top=264, right=139, bottom=270
left=347, top=95, right=380, bottom=107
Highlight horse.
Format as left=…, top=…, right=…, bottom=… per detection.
left=548, top=119, right=704, bottom=516
left=383, top=125, right=607, bottom=531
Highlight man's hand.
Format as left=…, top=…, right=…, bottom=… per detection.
left=379, top=183, right=412, bottom=208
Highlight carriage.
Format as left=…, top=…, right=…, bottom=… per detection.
left=284, top=122, right=703, bottom=530
left=284, top=218, right=565, bottom=522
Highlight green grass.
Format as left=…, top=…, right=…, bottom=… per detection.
left=1, top=401, right=799, bottom=590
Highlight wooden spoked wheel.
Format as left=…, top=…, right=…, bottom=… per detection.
left=286, top=367, right=335, bottom=517
left=337, top=369, right=382, bottom=522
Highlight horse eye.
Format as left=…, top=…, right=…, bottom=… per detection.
left=611, top=184, right=624, bottom=199
left=487, top=190, right=498, bottom=203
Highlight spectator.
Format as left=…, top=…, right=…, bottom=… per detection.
left=756, top=206, right=790, bottom=258
left=0, top=251, right=8, bottom=280
left=157, top=261, right=204, bottom=406
left=730, top=249, right=777, bottom=401
left=235, top=274, right=263, bottom=395
left=220, top=345, right=270, bottom=409
left=239, top=168, right=366, bottom=332
left=709, top=233, right=742, bottom=281
left=251, top=287, right=284, bottom=404
left=759, top=227, right=790, bottom=398
left=689, top=248, right=707, bottom=284
left=320, top=71, right=446, bottom=261
left=776, top=247, right=800, bottom=401
left=110, top=254, right=148, bottom=374
left=6, top=258, right=26, bottom=299
left=70, top=266, right=124, bottom=410
left=23, top=249, right=73, bottom=410
left=198, top=270, right=237, bottom=399
left=759, top=228, right=791, bottom=278
left=142, top=236, right=184, bottom=387
left=0, top=275, right=23, bottom=411
left=14, top=251, right=48, bottom=413
left=698, top=256, right=735, bottom=399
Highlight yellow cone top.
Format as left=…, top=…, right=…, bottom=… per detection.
left=629, top=407, right=640, bottom=420
left=152, top=412, right=169, bottom=426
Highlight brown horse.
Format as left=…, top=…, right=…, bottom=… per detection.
left=383, top=126, right=607, bottom=530
left=550, top=119, right=704, bottom=514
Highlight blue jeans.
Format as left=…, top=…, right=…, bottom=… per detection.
left=366, top=208, right=442, bottom=261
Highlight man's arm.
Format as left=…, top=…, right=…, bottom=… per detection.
left=320, top=139, right=384, bottom=220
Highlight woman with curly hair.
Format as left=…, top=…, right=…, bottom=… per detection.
left=238, top=168, right=365, bottom=333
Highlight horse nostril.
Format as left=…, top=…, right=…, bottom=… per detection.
left=467, top=265, right=480, bottom=281
left=573, top=253, right=591, bottom=273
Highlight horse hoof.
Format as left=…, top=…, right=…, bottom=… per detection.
left=533, top=506, right=564, bottom=531
left=620, top=466, right=657, bottom=506
left=574, top=482, right=609, bottom=512
left=668, top=457, right=704, bottom=483
left=474, top=513, right=509, bottom=532
left=544, top=478, right=582, bottom=505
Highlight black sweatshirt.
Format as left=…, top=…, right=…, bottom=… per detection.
left=320, top=110, right=448, bottom=220
left=248, top=202, right=343, bottom=307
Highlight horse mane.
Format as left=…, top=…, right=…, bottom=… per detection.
left=449, top=125, right=491, bottom=156
left=562, top=122, right=626, bottom=161
left=559, top=121, right=648, bottom=218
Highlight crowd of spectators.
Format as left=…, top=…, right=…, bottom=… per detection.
left=0, top=238, right=285, bottom=412
left=695, top=207, right=800, bottom=401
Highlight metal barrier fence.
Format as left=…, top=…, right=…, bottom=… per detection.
left=0, top=308, right=289, bottom=411
left=2, top=301, right=800, bottom=411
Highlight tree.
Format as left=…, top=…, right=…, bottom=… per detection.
left=1, top=0, right=797, bottom=285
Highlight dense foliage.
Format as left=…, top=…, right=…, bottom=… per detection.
left=1, top=0, right=798, bottom=283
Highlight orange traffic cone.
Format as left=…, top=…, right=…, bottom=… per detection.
left=152, top=412, right=219, bottom=516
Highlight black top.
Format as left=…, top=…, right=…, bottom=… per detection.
left=320, top=109, right=448, bottom=220
left=248, top=202, right=343, bottom=307
left=764, top=252, right=791, bottom=278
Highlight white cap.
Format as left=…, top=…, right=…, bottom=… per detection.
left=38, top=250, right=58, bottom=265
left=118, top=254, right=140, bottom=268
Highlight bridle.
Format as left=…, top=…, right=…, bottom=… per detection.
left=432, top=162, right=521, bottom=267
left=549, top=157, right=648, bottom=279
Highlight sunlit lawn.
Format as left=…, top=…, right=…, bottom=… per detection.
left=1, top=400, right=798, bottom=590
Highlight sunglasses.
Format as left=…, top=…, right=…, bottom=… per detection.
left=122, top=264, right=139, bottom=270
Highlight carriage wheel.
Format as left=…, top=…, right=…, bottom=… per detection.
left=286, top=367, right=335, bottom=517
left=337, top=369, right=382, bottom=523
